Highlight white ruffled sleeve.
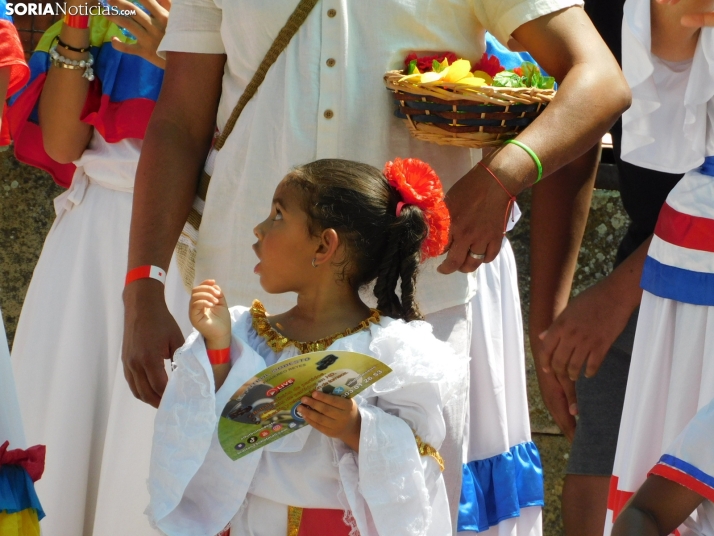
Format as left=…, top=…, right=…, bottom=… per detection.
left=147, top=307, right=269, bottom=536
left=335, top=319, right=467, bottom=536
left=621, top=0, right=714, bottom=173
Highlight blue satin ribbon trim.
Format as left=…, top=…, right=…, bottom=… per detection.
left=699, top=155, right=714, bottom=177
left=458, top=441, right=544, bottom=533
left=0, top=466, right=45, bottom=519
left=641, top=256, right=714, bottom=306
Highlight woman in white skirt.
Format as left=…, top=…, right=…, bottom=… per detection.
left=606, top=0, right=714, bottom=531
left=7, top=1, right=190, bottom=534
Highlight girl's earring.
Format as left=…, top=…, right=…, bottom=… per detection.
left=312, top=258, right=317, bottom=268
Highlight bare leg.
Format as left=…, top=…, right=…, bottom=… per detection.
left=562, top=475, right=610, bottom=536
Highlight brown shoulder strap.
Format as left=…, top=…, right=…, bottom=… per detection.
left=214, top=0, right=319, bottom=151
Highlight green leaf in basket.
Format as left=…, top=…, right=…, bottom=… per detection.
left=537, top=75, right=555, bottom=89
left=520, top=61, right=540, bottom=85
left=408, top=59, right=419, bottom=75
left=433, top=57, right=449, bottom=73
left=492, top=71, right=524, bottom=88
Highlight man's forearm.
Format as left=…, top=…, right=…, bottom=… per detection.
left=126, top=52, right=225, bottom=273
left=127, top=116, right=208, bottom=271
left=529, top=144, right=598, bottom=339
left=599, top=235, right=651, bottom=315
left=492, top=7, right=631, bottom=191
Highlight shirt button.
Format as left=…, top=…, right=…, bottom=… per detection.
left=324, top=109, right=334, bottom=119
left=327, top=8, right=336, bottom=17
left=326, top=58, right=336, bottom=67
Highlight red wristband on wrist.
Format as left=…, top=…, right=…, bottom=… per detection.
left=125, top=265, right=167, bottom=287
left=63, top=13, right=90, bottom=29
left=207, top=347, right=230, bottom=365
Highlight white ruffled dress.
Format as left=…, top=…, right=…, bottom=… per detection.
left=606, top=0, right=714, bottom=532
left=147, top=304, right=467, bottom=536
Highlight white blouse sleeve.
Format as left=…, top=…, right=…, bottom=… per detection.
left=158, top=0, right=225, bottom=56
left=147, top=308, right=268, bottom=536
left=621, top=0, right=714, bottom=173
left=472, top=0, right=584, bottom=48
left=334, top=319, right=467, bottom=536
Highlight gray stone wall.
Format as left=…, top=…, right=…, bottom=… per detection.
left=0, top=148, right=630, bottom=535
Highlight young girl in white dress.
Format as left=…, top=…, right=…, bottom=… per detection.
left=147, top=158, right=465, bottom=536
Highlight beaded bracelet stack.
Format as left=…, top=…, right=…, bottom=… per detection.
left=49, top=46, right=95, bottom=81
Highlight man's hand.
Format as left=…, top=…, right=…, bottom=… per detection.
left=534, top=364, right=577, bottom=441
left=539, top=279, right=634, bottom=382
left=299, top=391, right=362, bottom=452
left=540, top=237, right=649, bottom=382
left=122, top=280, right=185, bottom=407
left=681, top=10, right=714, bottom=26
left=105, top=0, right=171, bottom=69
left=656, top=0, right=714, bottom=25
left=438, top=163, right=514, bottom=274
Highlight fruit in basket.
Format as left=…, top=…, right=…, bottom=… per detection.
left=442, top=59, right=472, bottom=83
left=400, top=52, right=554, bottom=89
left=455, top=76, right=488, bottom=87
left=469, top=70, right=493, bottom=85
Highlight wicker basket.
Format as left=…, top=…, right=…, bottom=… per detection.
left=384, top=70, right=555, bottom=148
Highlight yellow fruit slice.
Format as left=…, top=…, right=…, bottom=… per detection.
left=470, top=70, right=494, bottom=85
left=443, top=59, right=473, bottom=83
left=398, top=73, right=423, bottom=84
left=420, top=70, right=447, bottom=84
left=456, top=77, right=488, bottom=87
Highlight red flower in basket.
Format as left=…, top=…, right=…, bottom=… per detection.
left=404, top=51, right=458, bottom=73
left=472, top=52, right=504, bottom=78
left=383, top=158, right=451, bottom=259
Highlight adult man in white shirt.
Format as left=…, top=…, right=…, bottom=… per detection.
left=122, top=1, right=630, bottom=533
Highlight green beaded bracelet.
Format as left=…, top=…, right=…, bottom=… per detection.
left=504, top=139, right=543, bottom=184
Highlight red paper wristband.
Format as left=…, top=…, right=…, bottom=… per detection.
left=207, top=347, right=230, bottom=365
left=125, top=265, right=167, bottom=286
left=63, top=13, right=90, bottom=29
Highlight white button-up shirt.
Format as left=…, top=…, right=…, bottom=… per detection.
left=159, top=0, right=581, bottom=314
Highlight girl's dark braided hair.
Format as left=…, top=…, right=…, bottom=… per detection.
left=286, top=158, right=448, bottom=322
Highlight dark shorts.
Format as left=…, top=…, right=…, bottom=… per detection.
left=566, top=309, right=638, bottom=476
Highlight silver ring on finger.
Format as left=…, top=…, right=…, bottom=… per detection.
left=468, top=249, right=486, bottom=260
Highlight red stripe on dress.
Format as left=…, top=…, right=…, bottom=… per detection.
left=607, top=475, right=634, bottom=521
left=650, top=464, right=714, bottom=503
left=655, top=203, right=714, bottom=253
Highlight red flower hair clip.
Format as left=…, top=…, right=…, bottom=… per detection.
left=383, top=158, right=451, bottom=260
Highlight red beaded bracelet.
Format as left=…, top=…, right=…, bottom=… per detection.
left=63, top=13, right=90, bottom=29
left=125, top=265, right=167, bottom=286
left=207, top=347, right=230, bottom=365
